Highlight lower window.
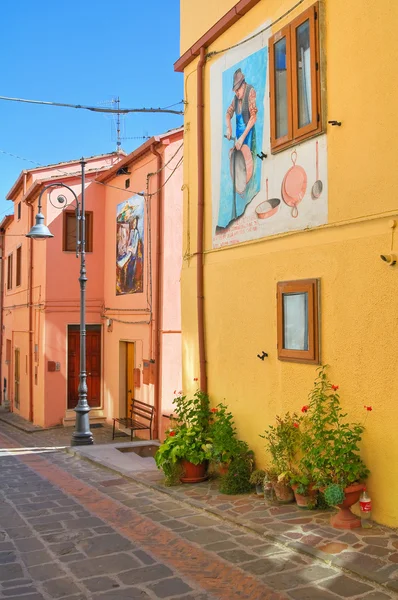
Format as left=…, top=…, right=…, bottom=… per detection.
left=277, top=278, right=320, bottom=363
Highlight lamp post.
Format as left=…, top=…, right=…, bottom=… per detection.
left=26, top=159, right=93, bottom=446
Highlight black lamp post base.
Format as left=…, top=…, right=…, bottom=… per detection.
left=71, top=431, right=94, bottom=446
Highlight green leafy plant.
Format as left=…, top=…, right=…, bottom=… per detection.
left=324, top=483, right=345, bottom=506
left=290, top=471, right=312, bottom=496
left=209, top=403, right=240, bottom=465
left=219, top=449, right=254, bottom=494
left=260, top=412, right=302, bottom=480
left=300, top=365, right=370, bottom=489
left=155, top=389, right=214, bottom=485
left=250, top=469, right=266, bottom=485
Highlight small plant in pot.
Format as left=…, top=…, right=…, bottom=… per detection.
left=155, top=388, right=214, bottom=485
left=250, top=469, right=266, bottom=496
left=260, top=412, right=301, bottom=504
left=290, top=471, right=318, bottom=509
left=218, top=440, right=254, bottom=495
left=300, top=366, right=370, bottom=528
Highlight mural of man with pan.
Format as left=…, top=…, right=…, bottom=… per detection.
left=216, top=48, right=267, bottom=234
left=226, top=68, right=257, bottom=155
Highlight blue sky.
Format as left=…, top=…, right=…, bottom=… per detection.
left=0, top=0, right=182, bottom=219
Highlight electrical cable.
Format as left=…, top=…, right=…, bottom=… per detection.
left=0, top=95, right=184, bottom=116
left=205, top=0, right=306, bottom=60
left=0, top=141, right=183, bottom=200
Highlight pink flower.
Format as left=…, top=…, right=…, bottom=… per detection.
left=301, top=405, right=309, bottom=413
left=173, top=390, right=177, bottom=395
left=331, top=385, right=339, bottom=391
left=179, top=390, right=183, bottom=395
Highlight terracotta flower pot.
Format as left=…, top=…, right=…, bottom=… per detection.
left=180, top=460, right=209, bottom=484
left=218, top=463, right=230, bottom=476
left=291, top=484, right=318, bottom=509
left=330, top=483, right=363, bottom=529
left=272, top=481, right=294, bottom=503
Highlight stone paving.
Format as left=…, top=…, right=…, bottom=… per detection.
left=0, top=421, right=396, bottom=599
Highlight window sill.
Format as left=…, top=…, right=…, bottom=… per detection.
left=271, top=126, right=323, bottom=155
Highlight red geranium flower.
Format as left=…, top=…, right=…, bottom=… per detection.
left=169, top=431, right=176, bottom=437
left=331, top=385, right=339, bottom=391
left=211, top=408, right=218, bottom=413
left=364, top=405, right=373, bottom=411
left=193, top=378, right=198, bottom=382
left=293, top=423, right=299, bottom=428
left=301, top=405, right=309, bottom=413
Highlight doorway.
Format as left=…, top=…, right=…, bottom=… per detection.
left=14, top=348, right=20, bottom=409
left=126, top=342, right=135, bottom=416
left=67, top=325, right=101, bottom=410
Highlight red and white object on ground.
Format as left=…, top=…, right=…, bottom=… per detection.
left=360, top=487, right=372, bottom=528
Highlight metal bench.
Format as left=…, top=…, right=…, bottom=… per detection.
left=112, top=399, right=154, bottom=441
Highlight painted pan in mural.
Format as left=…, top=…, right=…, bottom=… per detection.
left=217, top=48, right=267, bottom=232
left=116, top=195, right=144, bottom=295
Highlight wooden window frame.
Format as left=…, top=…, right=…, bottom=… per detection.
left=63, top=211, right=93, bottom=253
left=16, top=245, right=22, bottom=287
left=269, top=2, right=321, bottom=153
left=277, top=278, right=320, bottom=364
left=7, top=253, right=13, bottom=290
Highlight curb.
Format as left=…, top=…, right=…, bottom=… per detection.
left=66, top=447, right=397, bottom=595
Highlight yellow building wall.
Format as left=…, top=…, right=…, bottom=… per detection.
left=180, top=0, right=398, bottom=526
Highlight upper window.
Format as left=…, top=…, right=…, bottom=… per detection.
left=63, top=211, right=93, bottom=253
left=7, top=254, right=13, bottom=290
left=16, top=246, right=22, bottom=287
left=277, top=278, right=320, bottom=364
left=269, top=3, right=321, bottom=153
left=17, top=202, right=21, bottom=220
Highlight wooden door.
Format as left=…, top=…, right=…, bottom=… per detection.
left=126, top=343, right=135, bottom=416
left=14, top=348, right=20, bottom=409
left=67, top=329, right=101, bottom=409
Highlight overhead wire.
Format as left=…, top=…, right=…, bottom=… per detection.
left=0, top=142, right=184, bottom=200
left=0, top=95, right=185, bottom=116
left=205, top=0, right=306, bottom=60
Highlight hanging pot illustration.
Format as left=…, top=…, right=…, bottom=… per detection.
left=281, top=150, right=307, bottom=218
left=225, top=136, right=253, bottom=195
left=311, top=140, right=323, bottom=200
left=255, top=178, right=280, bottom=219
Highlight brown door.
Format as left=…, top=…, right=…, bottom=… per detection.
left=14, top=348, right=20, bottom=409
left=67, top=328, right=101, bottom=409
left=126, top=342, right=135, bottom=415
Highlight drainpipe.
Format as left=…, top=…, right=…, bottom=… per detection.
left=197, top=47, right=207, bottom=393
left=0, top=228, right=5, bottom=404
left=150, top=144, right=163, bottom=439
left=26, top=175, right=34, bottom=423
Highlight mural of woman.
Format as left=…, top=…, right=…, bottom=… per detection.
left=116, top=196, right=144, bottom=295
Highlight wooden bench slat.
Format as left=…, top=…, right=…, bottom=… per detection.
left=112, top=399, right=154, bottom=441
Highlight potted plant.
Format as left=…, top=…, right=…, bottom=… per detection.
left=260, top=412, right=301, bottom=503
left=300, top=366, right=370, bottom=528
left=155, top=389, right=214, bottom=485
left=250, top=469, right=266, bottom=495
left=219, top=441, right=254, bottom=495
left=290, top=472, right=318, bottom=509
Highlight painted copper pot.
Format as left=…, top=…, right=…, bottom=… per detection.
left=229, top=144, right=253, bottom=195
left=281, top=150, right=307, bottom=218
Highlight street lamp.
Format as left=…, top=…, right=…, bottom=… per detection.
left=26, top=159, right=93, bottom=446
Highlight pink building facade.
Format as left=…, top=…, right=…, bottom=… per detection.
left=1, top=129, right=183, bottom=435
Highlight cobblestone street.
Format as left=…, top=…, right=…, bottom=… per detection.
left=0, top=421, right=396, bottom=599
